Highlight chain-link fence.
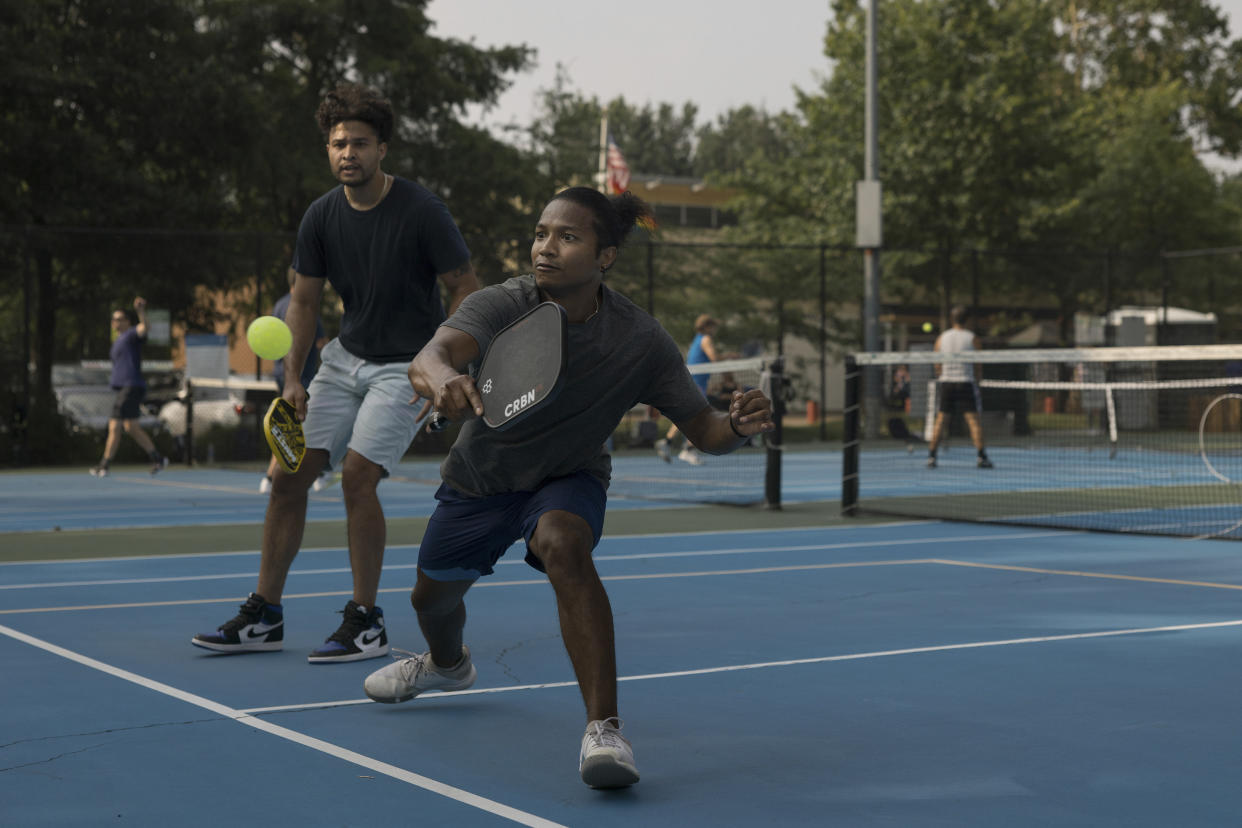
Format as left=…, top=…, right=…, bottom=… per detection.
left=4, top=224, right=1240, bottom=467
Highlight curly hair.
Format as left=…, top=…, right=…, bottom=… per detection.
left=315, top=82, right=394, bottom=143
left=549, top=187, right=655, bottom=258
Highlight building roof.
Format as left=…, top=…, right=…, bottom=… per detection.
left=628, top=173, right=736, bottom=207
left=1105, top=305, right=1217, bottom=325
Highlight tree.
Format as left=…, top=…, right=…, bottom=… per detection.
left=1054, top=0, right=1242, bottom=155
left=525, top=68, right=702, bottom=186
left=721, top=0, right=1242, bottom=344
left=1, top=0, right=547, bottom=452
left=694, top=106, right=792, bottom=178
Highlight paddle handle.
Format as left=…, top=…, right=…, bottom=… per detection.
left=427, top=411, right=447, bottom=432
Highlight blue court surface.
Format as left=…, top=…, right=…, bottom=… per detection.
left=4, top=457, right=1242, bottom=826
left=0, top=450, right=831, bottom=534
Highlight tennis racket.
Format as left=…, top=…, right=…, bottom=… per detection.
left=263, top=397, right=306, bottom=473
left=429, top=301, right=568, bottom=432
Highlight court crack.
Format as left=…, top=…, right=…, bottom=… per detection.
left=492, top=634, right=561, bottom=684
left=0, top=716, right=228, bottom=773
left=1, top=742, right=107, bottom=773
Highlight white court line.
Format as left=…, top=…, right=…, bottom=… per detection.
left=240, top=618, right=1242, bottom=715
left=0, top=623, right=566, bottom=828
left=0, top=560, right=939, bottom=614
left=0, top=519, right=956, bottom=567
left=1, top=530, right=1067, bottom=589
left=10, top=547, right=1242, bottom=616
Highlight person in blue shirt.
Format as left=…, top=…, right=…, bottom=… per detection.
left=90, top=296, right=168, bottom=477
left=260, top=268, right=330, bottom=494
left=654, top=314, right=719, bottom=465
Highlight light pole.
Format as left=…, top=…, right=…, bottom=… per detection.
left=857, top=0, right=882, bottom=438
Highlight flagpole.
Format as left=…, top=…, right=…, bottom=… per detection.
left=598, top=112, right=609, bottom=193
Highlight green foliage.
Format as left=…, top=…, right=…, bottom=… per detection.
left=525, top=66, right=704, bottom=186
left=713, top=0, right=1242, bottom=342
left=1, top=0, right=553, bottom=414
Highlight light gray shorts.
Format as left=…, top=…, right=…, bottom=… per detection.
left=302, top=338, right=425, bottom=474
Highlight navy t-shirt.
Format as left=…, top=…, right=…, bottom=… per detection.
left=271, top=292, right=326, bottom=388
left=291, top=177, right=471, bottom=363
left=109, top=327, right=146, bottom=389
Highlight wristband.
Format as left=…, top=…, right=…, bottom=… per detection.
left=729, top=416, right=746, bottom=438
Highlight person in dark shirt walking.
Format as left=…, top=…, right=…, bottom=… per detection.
left=90, top=296, right=168, bottom=477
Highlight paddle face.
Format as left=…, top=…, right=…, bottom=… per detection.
left=429, top=301, right=568, bottom=432
left=263, top=397, right=306, bottom=473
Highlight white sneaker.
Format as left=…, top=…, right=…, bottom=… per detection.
left=579, top=718, right=639, bottom=788
left=654, top=438, right=670, bottom=463
left=311, top=471, right=337, bottom=492
left=259, top=476, right=272, bottom=494
left=363, top=646, right=476, bottom=703
left=677, top=447, right=704, bottom=466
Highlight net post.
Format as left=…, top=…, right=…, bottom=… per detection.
left=184, top=378, right=195, bottom=466
left=842, top=355, right=860, bottom=516
left=763, top=357, right=784, bottom=510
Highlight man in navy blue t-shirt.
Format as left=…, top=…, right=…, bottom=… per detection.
left=90, top=297, right=168, bottom=477
left=193, top=82, right=480, bottom=663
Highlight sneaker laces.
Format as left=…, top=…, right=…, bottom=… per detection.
left=218, top=594, right=267, bottom=633
left=388, top=651, right=435, bottom=685
left=586, top=717, right=627, bottom=750
left=325, top=604, right=371, bottom=645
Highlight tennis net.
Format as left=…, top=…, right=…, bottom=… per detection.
left=607, top=356, right=784, bottom=508
left=843, top=345, right=1242, bottom=539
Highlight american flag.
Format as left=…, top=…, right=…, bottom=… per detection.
left=605, top=134, right=630, bottom=194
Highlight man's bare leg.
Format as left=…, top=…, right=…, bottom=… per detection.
left=256, top=448, right=328, bottom=603
left=531, top=510, right=618, bottom=722
left=340, top=449, right=386, bottom=608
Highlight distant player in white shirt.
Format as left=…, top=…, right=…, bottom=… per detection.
left=927, top=305, right=993, bottom=469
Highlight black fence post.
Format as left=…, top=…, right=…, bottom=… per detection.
left=184, top=379, right=195, bottom=466
left=763, top=357, right=784, bottom=511
left=842, top=355, right=860, bottom=516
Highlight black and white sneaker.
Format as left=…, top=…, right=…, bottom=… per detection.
left=308, top=600, right=389, bottom=663
left=191, top=593, right=284, bottom=653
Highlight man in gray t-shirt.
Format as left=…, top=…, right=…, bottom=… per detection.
left=437, top=273, right=705, bottom=497
left=362, top=187, right=775, bottom=790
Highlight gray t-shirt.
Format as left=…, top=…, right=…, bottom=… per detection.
left=440, top=274, right=709, bottom=496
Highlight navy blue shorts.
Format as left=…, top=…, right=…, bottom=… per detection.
left=418, top=470, right=607, bottom=581
left=111, top=386, right=145, bottom=420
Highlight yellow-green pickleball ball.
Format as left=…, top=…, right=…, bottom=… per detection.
left=922, top=322, right=934, bottom=333
left=247, top=316, right=292, bottom=360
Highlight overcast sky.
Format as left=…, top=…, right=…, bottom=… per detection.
left=425, top=0, right=832, bottom=129
left=426, top=0, right=1242, bottom=170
